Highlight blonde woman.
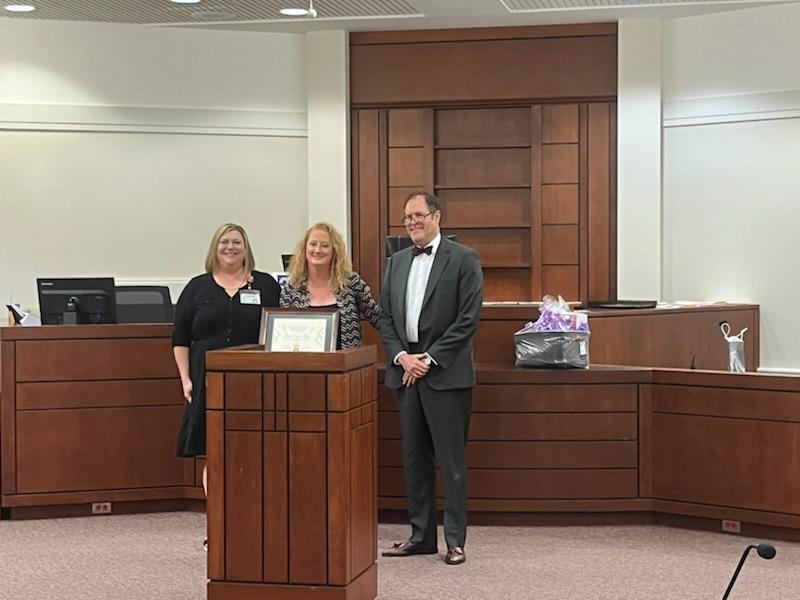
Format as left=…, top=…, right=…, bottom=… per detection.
left=280, top=222, right=379, bottom=348
left=173, top=224, right=280, bottom=518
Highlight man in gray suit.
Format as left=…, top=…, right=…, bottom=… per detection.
left=379, top=191, right=484, bottom=565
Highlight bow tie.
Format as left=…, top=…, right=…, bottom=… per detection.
left=411, top=245, right=433, bottom=258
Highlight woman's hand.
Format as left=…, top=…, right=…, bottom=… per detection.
left=181, top=378, right=193, bottom=403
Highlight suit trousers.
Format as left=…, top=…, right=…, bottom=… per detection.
left=397, top=379, right=472, bottom=549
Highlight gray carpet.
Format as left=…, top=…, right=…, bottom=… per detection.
left=0, top=512, right=797, bottom=599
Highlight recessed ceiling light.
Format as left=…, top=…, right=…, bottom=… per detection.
left=170, top=0, right=201, bottom=4
left=4, top=4, right=36, bottom=11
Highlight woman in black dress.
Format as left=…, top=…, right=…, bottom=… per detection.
left=173, top=223, right=280, bottom=499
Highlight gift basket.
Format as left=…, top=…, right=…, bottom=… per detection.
left=514, top=295, right=590, bottom=368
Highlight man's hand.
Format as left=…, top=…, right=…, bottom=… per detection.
left=398, top=353, right=430, bottom=387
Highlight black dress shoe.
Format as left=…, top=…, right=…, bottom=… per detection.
left=381, top=539, right=438, bottom=557
left=444, top=546, right=466, bottom=565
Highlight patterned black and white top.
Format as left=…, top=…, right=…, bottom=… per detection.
left=279, top=272, right=380, bottom=349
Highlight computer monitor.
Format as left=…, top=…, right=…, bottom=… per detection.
left=37, top=277, right=117, bottom=325
left=385, top=234, right=458, bottom=257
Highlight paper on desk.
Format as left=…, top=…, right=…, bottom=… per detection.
left=6, top=304, right=41, bottom=326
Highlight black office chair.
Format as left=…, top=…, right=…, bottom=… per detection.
left=114, top=286, right=174, bottom=323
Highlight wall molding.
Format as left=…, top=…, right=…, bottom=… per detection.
left=663, top=89, right=800, bottom=128
left=0, top=103, right=307, bottom=137
left=758, top=367, right=800, bottom=375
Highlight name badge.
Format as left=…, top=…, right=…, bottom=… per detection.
left=239, top=289, right=261, bottom=305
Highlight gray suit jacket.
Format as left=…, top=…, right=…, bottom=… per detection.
left=378, top=236, right=484, bottom=391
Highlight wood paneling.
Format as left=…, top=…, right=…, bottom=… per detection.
left=264, top=432, right=289, bottom=582
left=351, top=32, right=617, bottom=105
left=542, top=104, right=579, bottom=143
left=542, top=225, right=579, bottom=264
left=226, top=373, right=262, bottom=410
left=589, top=307, right=759, bottom=371
left=380, top=439, right=636, bottom=468
left=388, top=109, right=428, bottom=147
left=350, top=421, right=376, bottom=579
left=379, top=412, right=636, bottom=441
left=378, top=466, right=637, bottom=499
left=225, top=431, right=263, bottom=582
left=446, top=228, right=530, bottom=268
left=16, top=379, right=181, bottom=410
left=351, top=26, right=617, bottom=304
left=542, top=265, right=579, bottom=300
left=1, top=341, right=16, bottom=494
left=388, top=147, right=425, bottom=187
left=542, top=185, right=579, bottom=224
left=289, top=433, right=327, bottom=584
left=473, top=383, right=637, bottom=411
left=15, top=338, right=176, bottom=381
left=353, top=110, right=383, bottom=295
left=652, top=411, right=800, bottom=515
left=16, top=406, right=186, bottom=493
left=437, top=148, right=531, bottom=188
left=541, top=144, right=579, bottom=184
left=288, top=374, right=326, bottom=411
left=434, top=189, right=531, bottom=229
left=326, top=413, right=350, bottom=585
left=530, top=105, right=543, bottom=301
left=482, top=268, right=531, bottom=302
left=436, top=107, right=531, bottom=147
left=588, top=102, right=612, bottom=301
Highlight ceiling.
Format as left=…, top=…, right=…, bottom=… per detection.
left=1, top=0, right=792, bottom=32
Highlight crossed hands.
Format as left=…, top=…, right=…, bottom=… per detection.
left=399, top=353, right=430, bottom=387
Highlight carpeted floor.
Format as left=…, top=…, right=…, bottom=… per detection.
left=0, top=512, right=798, bottom=599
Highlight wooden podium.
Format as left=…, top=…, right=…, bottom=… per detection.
left=204, top=345, right=378, bottom=600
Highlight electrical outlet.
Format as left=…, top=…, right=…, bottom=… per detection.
left=91, top=502, right=112, bottom=515
left=722, top=519, right=741, bottom=533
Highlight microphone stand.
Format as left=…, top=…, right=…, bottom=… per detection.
left=722, top=544, right=776, bottom=600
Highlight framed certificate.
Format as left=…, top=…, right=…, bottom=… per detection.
left=258, top=308, right=339, bottom=352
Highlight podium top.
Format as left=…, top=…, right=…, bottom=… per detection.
left=206, top=344, right=377, bottom=373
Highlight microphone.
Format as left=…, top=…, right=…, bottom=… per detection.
left=721, top=543, right=776, bottom=599
left=689, top=320, right=728, bottom=370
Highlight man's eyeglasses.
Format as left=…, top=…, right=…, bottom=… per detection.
left=402, top=211, right=435, bottom=225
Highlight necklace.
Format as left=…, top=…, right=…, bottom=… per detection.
left=215, top=271, right=247, bottom=291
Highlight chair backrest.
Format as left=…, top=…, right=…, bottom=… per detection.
left=114, top=285, right=174, bottom=323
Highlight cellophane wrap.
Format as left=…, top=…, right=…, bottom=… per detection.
left=514, top=296, right=590, bottom=368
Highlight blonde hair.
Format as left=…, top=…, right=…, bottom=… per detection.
left=204, top=223, right=256, bottom=275
left=287, top=222, right=352, bottom=292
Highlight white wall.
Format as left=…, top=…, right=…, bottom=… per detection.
left=306, top=30, right=350, bottom=239
left=617, top=19, right=662, bottom=301
left=660, top=2, right=800, bottom=371
left=0, top=20, right=308, bottom=310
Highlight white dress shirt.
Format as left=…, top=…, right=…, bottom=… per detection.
left=405, top=233, right=441, bottom=343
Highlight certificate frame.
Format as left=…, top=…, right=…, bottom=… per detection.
left=258, top=308, right=339, bottom=353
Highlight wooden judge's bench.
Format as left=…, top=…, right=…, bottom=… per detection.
left=2, top=302, right=800, bottom=597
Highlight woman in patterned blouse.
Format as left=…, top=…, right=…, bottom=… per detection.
left=280, top=222, right=379, bottom=348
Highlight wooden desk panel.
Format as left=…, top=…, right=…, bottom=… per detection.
left=0, top=325, right=199, bottom=515
left=4, top=320, right=799, bottom=545
left=650, top=373, right=800, bottom=518
left=365, top=303, right=760, bottom=370
left=378, top=370, right=640, bottom=511
left=16, top=405, right=187, bottom=494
